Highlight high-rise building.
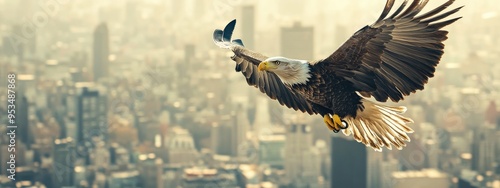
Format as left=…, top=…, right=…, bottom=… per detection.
left=485, top=101, right=498, bottom=124
left=392, top=169, right=450, bottom=188
left=253, top=96, right=273, bottom=135
left=471, top=125, right=496, bottom=173
left=280, top=22, right=314, bottom=60
left=93, top=23, right=109, bottom=81
left=234, top=105, right=250, bottom=158
left=241, top=5, right=255, bottom=50
left=137, top=154, right=163, bottom=188
left=181, top=167, right=239, bottom=188
left=17, top=96, right=30, bottom=149
left=380, top=158, right=400, bottom=188
left=52, top=138, right=76, bottom=188
left=108, top=170, right=139, bottom=188
left=211, top=122, right=233, bottom=156
left=285, top=124, right=321, bottom=187
left=211, top=109, right=250, bottom=158
left=16, top=74, right=34, bottom=149
left=367, top=150, right=383, bottom=188
left=330, top=136, right=367, bottom=188
left=259, top=135, right=285, bottom=168
left=164, top=126, right=199, bottom=164
left=76, top=87, right=108, bottom=147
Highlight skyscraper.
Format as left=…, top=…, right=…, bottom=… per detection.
left=241, top=5, right=255, bottom=50
left=280, top=22, right=314, bottom=60
left=93, top=23, right=109, bottom=81
left=52, top=138, right=76, bottom=188
left=18, top=96, right=30, bottom=149
left=76, top=87, right=108, bottom=147
left=330, top=136, right=367, bottom=188
left=234, top=105, right=250, bottom=158
left=367, top=150, right=383, bottom=188
left=471, top=125, right=496, bottom=174
left=259, top=134, right=285, bottom=168
left=392, top=169, right=450, bottom=188
left=285, top=124, right=321, bottom=187
left=17, top=74, right=34, bottom=149
left=211, top=122, right=233, bottom=156
left=164, top=126, right=199, bottom=164
left=137, top=154, right=163, bottom=188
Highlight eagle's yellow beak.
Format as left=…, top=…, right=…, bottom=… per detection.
left=258, top=61, right=276, bottom=71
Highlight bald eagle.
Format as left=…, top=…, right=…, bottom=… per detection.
left=213, top=0, right=462, bottom=151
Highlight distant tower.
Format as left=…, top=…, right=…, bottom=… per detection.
left=241, top=5, right=255, bottom=50
left=76, top=87, right=108, bottom=147
left=280, top=22, right=314, bottom=60
left=18, top=96, right=30, bottom=149
left=330, top=136, right=367, bottom=188
left=471, top=125, right=496, bottom=174
left=137, top=154, right=163, bottom=188
left=367, top=150, right=383, bottom=188
left=52, top=138, right=75, bottom=188
left=184, top=44, right=196, bottom=72
left=234, top=104, right=250, bottom=158
left=12, top=25, right=25, bottom=62
left=93, top=23, right=109, bottom=81
left=164, top=127, right=199, bottom=164
left=285, top=124, right=321, bottom=187
left=253, top=96, right=273, bottom=135
left=17, top=74, right=34, bottom=149
left=211, top=122, right=233, bottom=156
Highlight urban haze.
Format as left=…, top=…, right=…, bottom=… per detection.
left=0, top=0, right=499, bottom=188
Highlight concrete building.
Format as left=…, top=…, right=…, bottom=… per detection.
left=285, top=124, right=321, bottom=187
left=108, top=170, right=140, bottom=188
left=180, top=167, right=239, bottom=188
left=76, top=86, right=108, bottom=148
left=52, top=137, right=76, bottom=188
left=392, top=169, right=450, bottom=188
left=137, top=153, right=163, bottom=188
left=93, top=23, right=110, bottom=81
left=241, top=5, right=255, bottom=50
left=165, top=126, right=199, bottom=164
left=330, top=136, right=367, bottom=188
left=259, top=135, right=285, bottom=168
left=280, top=22, right=314, bottom=60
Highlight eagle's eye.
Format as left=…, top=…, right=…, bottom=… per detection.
left=275, top=61, right=281, bottom=65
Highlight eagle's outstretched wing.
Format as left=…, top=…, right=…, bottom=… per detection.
left=315, top=0, right=462, bottom=102
left=214, top=20, right=317, bottom=115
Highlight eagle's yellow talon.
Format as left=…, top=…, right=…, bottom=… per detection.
left=332, top=114, right=343, bottom=130
left=323, top=115, right=335, bottom=131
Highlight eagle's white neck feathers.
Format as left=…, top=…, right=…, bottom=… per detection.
left=265, top=57, right=311, bottom=85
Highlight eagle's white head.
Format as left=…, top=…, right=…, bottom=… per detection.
left=258, top=56, right=311, bottom=85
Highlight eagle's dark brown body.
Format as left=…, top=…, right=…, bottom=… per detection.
left=288, top=64, right=362, bottom=118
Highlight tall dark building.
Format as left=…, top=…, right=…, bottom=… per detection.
left=211, top=123, right=234, bottom=156
left=76, top=87, right=108, bottom=147
left=16, top=75, right=34, bottom=149
left=18, top=96, right=30, bottom=149
left=280, top=22, right=314, bottom=60
left=93, top=23, right=109, bottom=81
left=241, top=5, right=255, bottom=50
left=52, top=138, right=76, bottom=188
left=471, top=126, right=496, bottom=173
left=330, top=136, right=367, bottom=188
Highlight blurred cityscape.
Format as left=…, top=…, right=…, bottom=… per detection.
left=0, top=0, right=499, bottom=187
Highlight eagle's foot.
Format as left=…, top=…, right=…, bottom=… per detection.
left=324, top=114, right=348, bottom=133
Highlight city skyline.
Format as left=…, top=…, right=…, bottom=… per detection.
left=1, top=0, right=500, bottom=187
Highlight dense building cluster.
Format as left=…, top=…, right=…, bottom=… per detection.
left=0, top=0, right=499, bottom=187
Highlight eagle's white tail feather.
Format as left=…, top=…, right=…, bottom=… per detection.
left=342, top=98, right=414, bottom=152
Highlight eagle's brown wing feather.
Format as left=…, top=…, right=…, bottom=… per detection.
left=214, top=20, right=317, bottom=115
left=314, top=0, right=462, bottom=102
